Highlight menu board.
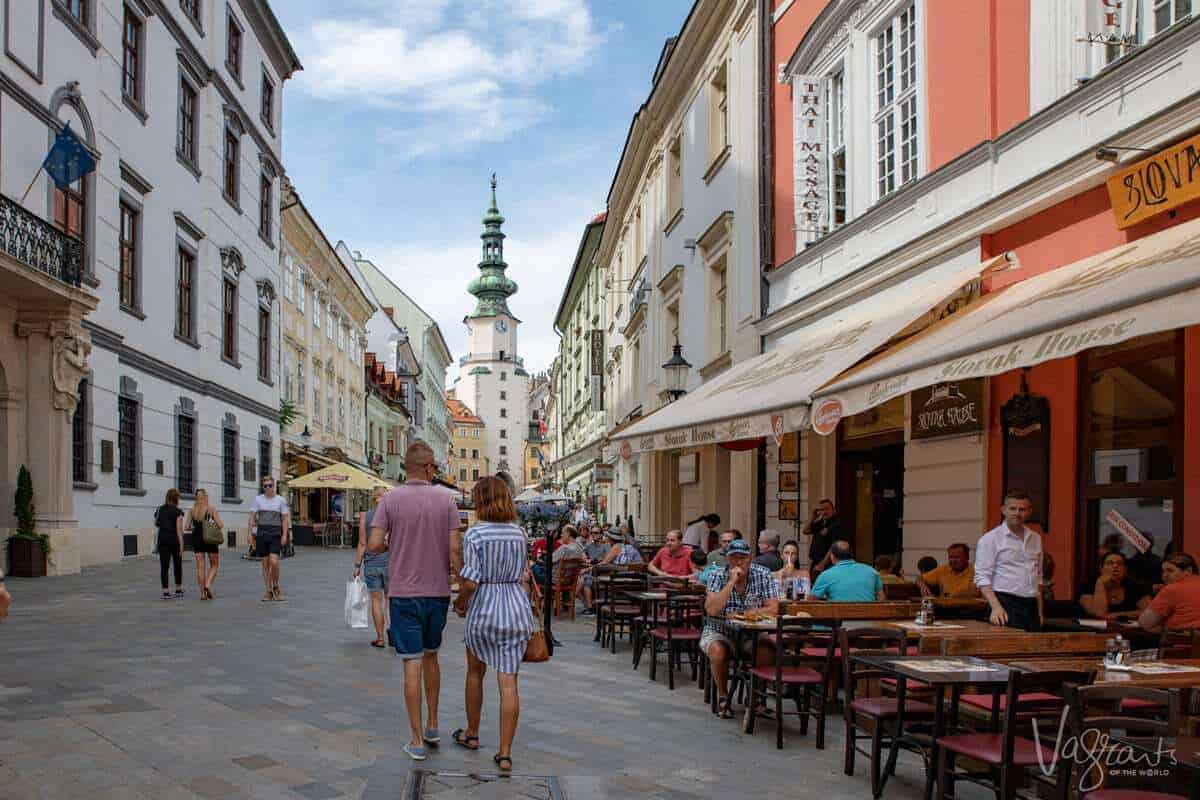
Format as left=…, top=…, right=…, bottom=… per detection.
left=910, top=380, right=985, bottom=441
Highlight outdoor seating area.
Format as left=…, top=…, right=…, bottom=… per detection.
left=573, top=572, right=1200, bottom=800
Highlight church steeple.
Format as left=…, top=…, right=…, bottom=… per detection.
left=467, top=174, right=518, bottom=319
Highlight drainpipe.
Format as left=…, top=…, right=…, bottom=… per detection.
left=756, top=0, right=774, bottom=535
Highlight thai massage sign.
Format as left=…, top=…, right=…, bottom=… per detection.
left=792, top=74, right=827, bottom=244
left=1107, top=132, right=1200, bottom=229
left=910, top=379, right=984, bottom=441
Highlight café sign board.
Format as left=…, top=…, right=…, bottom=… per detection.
left=1107, top=132, right=1200, bottom=229
left=792, top=74, right=827, bottom=244
left=910, top=379, right=985, bottom=441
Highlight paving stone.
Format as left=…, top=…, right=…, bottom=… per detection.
left=292, top=782, right=344, bottom=800
left=233, top=754, right=280, bottom=771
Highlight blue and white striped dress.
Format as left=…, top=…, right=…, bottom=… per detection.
left=460, top=522, right=534, bottom=674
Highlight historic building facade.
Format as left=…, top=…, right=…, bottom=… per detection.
left=341, top=245, right=453, bottom=472
left=364, top=347, right=414, bottom=482
left=453, top=179, right=531, bottom=488
left=447, top=396, right=487, bottom=495
left=1, top=0, right=300, bottom=571
left=279, top=185, right=374, bottom=521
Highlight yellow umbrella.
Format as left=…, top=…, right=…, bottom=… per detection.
left=286, top=462, right=390, bottom=491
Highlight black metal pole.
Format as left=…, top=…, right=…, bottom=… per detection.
left=542, top=521, right=558, bottom=651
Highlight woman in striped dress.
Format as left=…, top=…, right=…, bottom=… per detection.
left=451, top=476, right=533, bottom=773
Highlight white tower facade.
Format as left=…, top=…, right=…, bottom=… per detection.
left=455, top=178, right=530, bottom=485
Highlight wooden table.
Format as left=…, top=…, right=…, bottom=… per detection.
left=852, top=654, right=1013, bottom=800
left=1008, top=658, right=1200, bottom=689
left=865, top=619, right=1011, bottom=652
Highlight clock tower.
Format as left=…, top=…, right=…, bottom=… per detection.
left=455, top=176, right=530, bottom=487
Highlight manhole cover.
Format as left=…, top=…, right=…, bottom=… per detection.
left=406, top=769, right=565, bottom=799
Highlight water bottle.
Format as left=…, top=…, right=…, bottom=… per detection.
left=784, top=578, right=794, bottom=600
left=1118, top=635, right=1131, bottom=665
left=1105, top=637, right=1118, bottom=667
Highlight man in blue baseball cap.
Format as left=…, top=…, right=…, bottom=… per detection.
left=702, top=538, right=781, bottom=718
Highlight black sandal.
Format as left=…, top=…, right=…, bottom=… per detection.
left=452, top=728, right=480, bottom=750
left=493, top=753, right=512, bottom=774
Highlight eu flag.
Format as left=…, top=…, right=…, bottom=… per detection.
left=42, top=123, right=96, bottom=190
left=536, top=448, right=546, bottom=470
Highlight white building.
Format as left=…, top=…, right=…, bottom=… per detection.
left=338, top=244, right=453, bottom=471
left=1, top=0, right=300, bottom=570
left=453, top=179, right=531, bottom=488
left=599, top=0, right=763, bottom=540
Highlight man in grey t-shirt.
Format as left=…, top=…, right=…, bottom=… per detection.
left=250, top=476, right=290, bottom=601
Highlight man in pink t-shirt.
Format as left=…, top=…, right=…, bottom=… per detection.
left=370, top=442, right=462, bottom=762
left=648, top=529, right=694, bottom=577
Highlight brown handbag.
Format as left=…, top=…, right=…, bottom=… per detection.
left=523, top=607, right=550, bottom=663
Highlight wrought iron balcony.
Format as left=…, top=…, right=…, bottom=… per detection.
left=0, top=194, right=83, bottom=287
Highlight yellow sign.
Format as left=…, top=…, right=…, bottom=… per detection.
left=1106, top=133, right=1200, bottom=229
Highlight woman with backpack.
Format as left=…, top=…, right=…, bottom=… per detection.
left=186, top=489, right=225, bottom=600
left=155, top=489, right=186, bottom=600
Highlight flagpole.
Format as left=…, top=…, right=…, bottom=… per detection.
left=18, top=166, right=43, bottom=205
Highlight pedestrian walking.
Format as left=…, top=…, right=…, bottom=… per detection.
left=249, top=476, right=290, bottom=602
left=155, top=489, right=185, bottom=600
left=451, top=476, right=533, bottom=773
left=354, top=486, right=391, bottom=649
left=369, top=442, right=461, bottom=761
left=186, top=489, right=224, bottom=600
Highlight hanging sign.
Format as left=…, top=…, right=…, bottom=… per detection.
left=910, top=380, right=985, bottom=441
left=1107, top=131, right=1200, bottom=229
left=792, top=74, right=827, bottom=244
left=590, top=329, right=605, bottom=412
left=1105, top=508, right=1151, bottom=554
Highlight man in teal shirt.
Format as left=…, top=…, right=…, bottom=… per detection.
left=811, top=541, right=886, bottom=602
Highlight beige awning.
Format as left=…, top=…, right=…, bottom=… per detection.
left=285, top=462, right=391, bottom=490
left=813, top=215, right=1200, bottom=429
left=611, top=256, right=988, bottom=454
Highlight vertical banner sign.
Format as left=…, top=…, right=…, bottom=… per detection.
left=1080, top=0, right=1138, bottom=70
left=590, top=329, right=604, bottom=412
left=792, top=74, right=827, bottom=245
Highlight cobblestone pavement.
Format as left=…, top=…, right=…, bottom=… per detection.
left=1, top=550, right=959, bottom=799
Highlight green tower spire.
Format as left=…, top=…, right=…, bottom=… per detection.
left=467, top=173, right=518, bottom=319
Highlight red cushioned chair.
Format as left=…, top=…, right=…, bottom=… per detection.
left=1065, top=684, right=1185, bottom=800
left=936, top=669, right=1093, bottom=800
left=646, top=594, right=704, bottom=690
left=841, top=627, right=936, bottom=798
left=743, top=615, right=829, bottom=750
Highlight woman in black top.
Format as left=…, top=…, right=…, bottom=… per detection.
left=185, top=489, right=224, bottom=600
left=1079, top=551, right=1151, bottom=619
left=155, top=489, right=185, bottom=599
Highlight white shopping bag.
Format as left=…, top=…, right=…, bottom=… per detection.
left=344, top=577, right=369, bottom=629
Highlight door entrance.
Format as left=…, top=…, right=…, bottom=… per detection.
left=837, top=443, right=905, bottom=563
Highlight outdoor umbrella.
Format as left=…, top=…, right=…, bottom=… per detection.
left=286, top=463, right=390, bottom=548
left=513, top=487, right=545, bottom=504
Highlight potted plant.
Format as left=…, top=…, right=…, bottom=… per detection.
left=8, top=466, right=49, bottom=577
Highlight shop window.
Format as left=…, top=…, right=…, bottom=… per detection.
left=1079, top=331, right=1181, bottom=580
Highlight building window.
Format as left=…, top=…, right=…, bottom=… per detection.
left=326, top=379, right=333, bottom=429
left=472, top=468, right=480, bottom=480
left=225, top=9, right=242, bottom=80
left=1155, top=0, right=1194, bottom=33
left=472, top=429, right=479, bottom=439
left=874, top=4, right=918, bottom=199
left=667, top=134, right=683, bottom=221
left=296, top=359, right=306, bottom=407
left=500, top=408, right=507, bottom=418
left=260, top=69, right=275, bottom=130
left=459, top=448, right=467, bottom=458
left=180, top=0, right=199, bottom=24
left=259, top=437, right=271, bottom=480
left=257, top=307, right=271, bottom=381
left=283, top=349, right=294, bottom=403
left=53, top=176, right=87, bottom=248
left=500, top=371, right=507, bottom=381
left=63, top=0, right=87, bottom=24
left=326, top=309, right=334, bottom=340
left=338, top=325, right=345, bottom=351
left=472, top=448, right=479, bottom=459
left=118, top=200, right=139, bottom=312
left=118, top=395, right=139, bottom=489
left=121, top=7, right=143, bottom=105
left=499, top=391, right=507, bottom=401
left=223, top=127, right=239, bottom=205
left=500, top=429, right=507, bottom=439
left=710, top=255, right=728, bottom=356
left=259, top=172, right=272, bottom=240
left=177, top=75, right=198, bottom=167
left=176, top=245, right=195, bottom=341
left=313, top=372, right=321, bottom=422
left=177, top=412, right=195, bottom=494
left=828, top=70, right=847, bottom=229
left=499, top=445, right=507, bottom=456
left=531, top=468, right=540, bottom=480
left=221, top=426, right=237, bottom=499
left=282, top=256, right=292, bottom=302
left=708, top=61, right=729, bottom=165
left=460, top=468, right=467, bottom=481
left=313, top=297, right=322, bottom=329
left=222, top=279, right=238, bottom=363
left=338, top=395, right=345, bottom=436
left=72, top=378, right=89, bottom=483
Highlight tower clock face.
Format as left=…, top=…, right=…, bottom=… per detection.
left=494, top=319, right=508, bottom=333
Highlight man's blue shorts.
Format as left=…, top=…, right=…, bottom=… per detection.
left=388, top=597, right=450, bottom=660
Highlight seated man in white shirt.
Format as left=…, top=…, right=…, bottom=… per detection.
left=975, top=489, right=1044, bottom=631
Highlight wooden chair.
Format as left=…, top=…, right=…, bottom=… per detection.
left=1064, top=684, right=1186, bottom=800
left=646, top=595, right=704, bottom=690
left=841, top=627, right=935, bottom=798
left=936, top=669, right=1094, bottom=800
left=744, top=616, right=829, bottom=750
left=552, top=558, right=584, bottom=619
left=596, top=574, right=645, bottom=651
left=1159, top=628, right=1200, bottom=659
left=884, top=582, right=921, bottom=600
left=940, top=633, right=1108, bottom=722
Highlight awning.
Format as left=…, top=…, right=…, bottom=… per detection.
left=813, top=215, right=1200, bottom=428
left=285, top=462, right=391, bottom=491
left=610, top=255, right=989, bottom=454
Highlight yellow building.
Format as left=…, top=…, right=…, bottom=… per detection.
left=279, top=182, right=375, bottom=523
left=447, top=397, right=488, bottom=496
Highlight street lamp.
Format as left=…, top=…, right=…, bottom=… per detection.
left=662, top=340, right=692, bottom=402
left=300, top=425, right=312, bottom=451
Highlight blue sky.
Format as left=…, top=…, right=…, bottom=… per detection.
left=274, top=0, right=693, bottom=382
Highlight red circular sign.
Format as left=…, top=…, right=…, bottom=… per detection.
left=811, top=397, right=844, bottom=437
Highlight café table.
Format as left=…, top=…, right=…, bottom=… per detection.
left=851, top=653, right=1013, bottom=800
left=866, top=619, right=1012, bottom=653
left=1112, top=736, right=1200, bottom=800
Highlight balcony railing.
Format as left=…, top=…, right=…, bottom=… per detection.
left=459, top=352, right=525, bottom=367
left=0, top=194, right=83, bottom=287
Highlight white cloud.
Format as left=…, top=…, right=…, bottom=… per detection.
left=292, top=1, right=601, bottom=158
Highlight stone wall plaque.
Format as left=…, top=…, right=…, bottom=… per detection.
left=910, top=379, right=985, bottom=441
